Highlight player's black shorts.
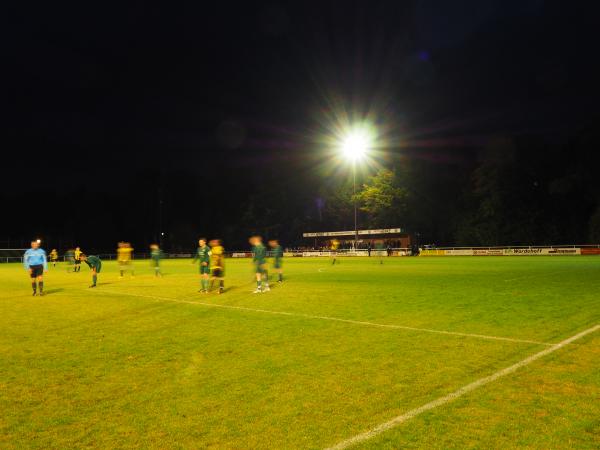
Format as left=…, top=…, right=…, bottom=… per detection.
left=29, top=264, right=44, bottom=277
left=74, top=259, right=81, bottom=265
left=211, top=268, right=224, bottom=278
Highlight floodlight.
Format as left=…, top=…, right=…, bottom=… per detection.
left=341, top=128, right=371, bottom=162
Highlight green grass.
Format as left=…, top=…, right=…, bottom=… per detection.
left=1, top=256, right=599, bottom=449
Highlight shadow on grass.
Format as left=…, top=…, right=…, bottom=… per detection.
left=194, top=286, right=237, bottom=295
left=43, top=288, right=65, bottom=295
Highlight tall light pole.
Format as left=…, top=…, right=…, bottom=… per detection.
left=353, top=161, right=357, bottom=247
left=341, top=128, right=370, bottom=249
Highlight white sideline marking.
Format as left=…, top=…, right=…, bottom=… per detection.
left=325, top=324, right=600, bottom=450
left=88, top=289, right=553, bottom=346
left=504, top=270, right=562, bottom=282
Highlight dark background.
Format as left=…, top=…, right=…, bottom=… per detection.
left=3, top=1, right=599, bottom=252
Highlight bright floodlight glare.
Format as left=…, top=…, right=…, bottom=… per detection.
left=341, top=129, right=370, bottom=161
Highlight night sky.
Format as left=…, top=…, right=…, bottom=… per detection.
left=3, top=1, right=599, bottom=252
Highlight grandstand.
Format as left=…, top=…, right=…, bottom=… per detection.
left=302, top=228, right=411, bottom=250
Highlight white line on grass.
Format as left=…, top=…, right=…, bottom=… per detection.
left=503, top=270, right=563, bottom=282
left=325, top=323, right=599, bottom=450
left=87, top=289, right=553, bottom=346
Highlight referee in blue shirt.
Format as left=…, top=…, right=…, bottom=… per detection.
left=23, top=240, right=48, bottom=296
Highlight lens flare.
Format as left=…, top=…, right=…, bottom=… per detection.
left=341, top=128, right=371, bottom=161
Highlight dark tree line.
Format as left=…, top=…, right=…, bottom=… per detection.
left=3, top=125, right=599, bottom=252
left=302, top=126, right=600, bottom=247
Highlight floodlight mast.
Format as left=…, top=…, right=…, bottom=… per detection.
left=353, top=161, right=357, bottom=248
left=340, top=128, right=370, bottom=250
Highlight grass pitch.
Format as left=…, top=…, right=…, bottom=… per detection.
left=1, top=256, right=599, bottom=449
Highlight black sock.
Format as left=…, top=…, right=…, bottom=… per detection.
left=278, top=273, right=283, bottom=282
left=92, top=275, right=97, bottom=286
left=39, top=282, right=43, bottom=292
left=219, top=280, right=224, bottom=288
left=120, top=270, right=124, bottom=276
left=31, top=281, right=36, bottom=292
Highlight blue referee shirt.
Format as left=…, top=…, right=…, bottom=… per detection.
left=23, top=248, right=48, bottom=271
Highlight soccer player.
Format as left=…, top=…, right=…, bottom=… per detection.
left=64, top=248, right=75, bottom=272
left=49, top=249, right=59, bottom=267
left=23, top=240, right=48, bottom=296
left=209, top=239, right=225, bottom=294
left=193, top=238, right=210, bottom=293
left=73, top=246, right=82, bottom=272
left=268, top=239, right=283, bottom=283
left=330, top=238, right=340, bottom=265
left=150, top=244, right=163, bottom=277
left=80, top=253, right=102, bottom=288
left=117, top=242, right=135, bottom=278
left=250, top=235, right=269, bottom=293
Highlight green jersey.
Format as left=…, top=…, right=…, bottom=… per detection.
left=151, top=248, right=163, bottom=261
left=194, top=246, right=210, bottom=264
left=271, top=244, right=283, bottom=269
left=85, top=255, right=102, bottom=271
left=271, top=245, right=283, bottom=259
left=86, top=255, right=101, bottom=266
left=253, top=243, right=267, bottom=264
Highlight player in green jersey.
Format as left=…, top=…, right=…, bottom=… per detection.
left=193, top=238, right=211, bottom=293
left=268, top=239, right=283, bottom=283
left=64, top=248, right=75, bottom=272
left=150, top=244, right=163, bottom=277
left=80, top=254, right=102, bottom=288
left=250, top=235, right=269, bottom=293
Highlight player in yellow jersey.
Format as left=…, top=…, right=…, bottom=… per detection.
left=117, top=242, right=135, bottom=278
left=49, top=249, right=59, bottom=267
left=209, top=239, right=225, bottom=294
left=73, top=247, right=82, bottom=272
left=330, top=239, right=340, bottom=265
